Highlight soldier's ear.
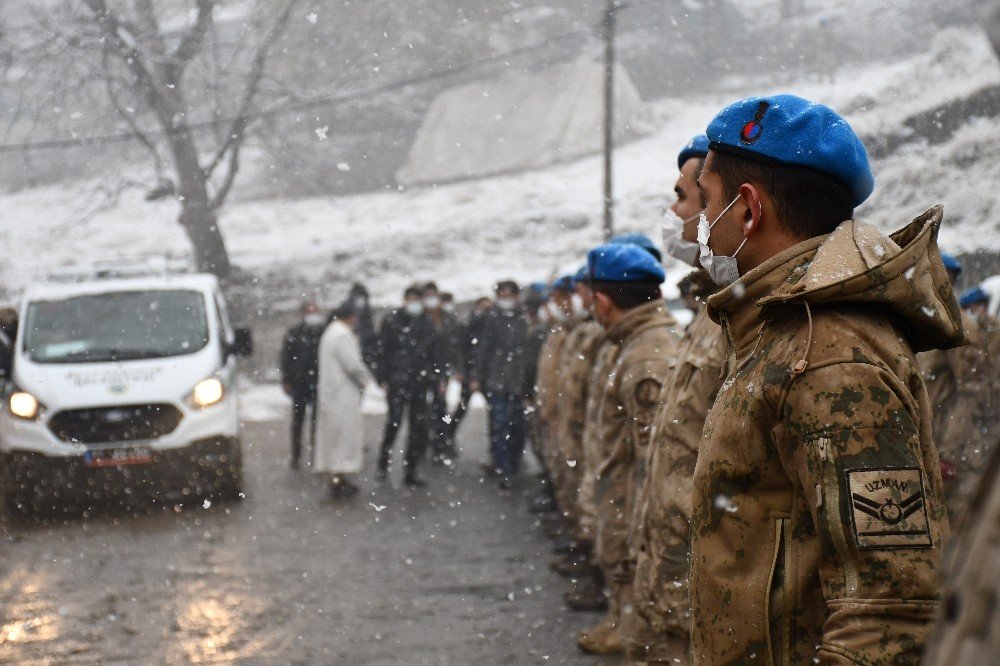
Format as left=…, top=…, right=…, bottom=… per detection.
left=739, top=183, right=764, bottom=238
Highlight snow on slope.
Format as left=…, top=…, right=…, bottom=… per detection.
left=2, top=27, right=998, bottom=304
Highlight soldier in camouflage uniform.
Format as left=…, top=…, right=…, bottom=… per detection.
left=923, top=442, right=1000, bottom=664
left=549, top=277, right=607, bottom=589
left=918, top=257, right=991, bottom=521
left=690, top=95, right=960, bottom=664
left=575, top=243, right=681, bottom=656
left=533, top=277, right=575, bottom=486
left=944, top=286, right=1000, bottom=522
left=624, top=136, right=725, bottom=664
left=553, top=292, right=605, bottom=533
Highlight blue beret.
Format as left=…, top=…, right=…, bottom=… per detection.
left=610, top=232, right=662, bottom=262
left=587, top=243, right=665, bottom=284
left=941, top=253, right=962, bottom=274
left=551, top=275, right=575, bottom=293
left=527, top=281, right=549, bottom=299
left=706, top=94, right=874, bottom=207
left=677, top=134, right=709, bottom=170
left=959, top=286, right=989, bottom=308
left=574, top=265, right=588, bottom=283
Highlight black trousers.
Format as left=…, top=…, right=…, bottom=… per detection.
left=430, top=384, right=454, bottom=456
left=448, top=382, right=474, bottom=440
left=379, top=383, right=430, bottom=474
left=290, top=395, right=316, bottom=464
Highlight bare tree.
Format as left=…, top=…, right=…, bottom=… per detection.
left=9, top=0, right=299, bottom=279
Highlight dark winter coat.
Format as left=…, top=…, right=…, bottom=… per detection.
left=472, top=306, right=530, bottom=397
left=461, top=310, right=490, bottom=376
left=429, top=311, right=463, bottom=380
left=375, top=309, right=437, bottom=388
left=356, top=308, right=378, bottom=373
left=280, top=322, right=327, bottom=401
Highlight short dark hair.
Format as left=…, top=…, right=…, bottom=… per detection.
left=590, top=280, right=662, bottom=310
left=423, top=281, right=439, bottom=295
left=404, top=285, right=423, bottom=299
left=495, top=280, right=520, bottom=295
left=441, top=292, right=454, bottom=303
left=708, top=151, right=854, bottom=240
left=332, top=302, right=356, bottom=320
left=678, top=276, right=694, bottom=297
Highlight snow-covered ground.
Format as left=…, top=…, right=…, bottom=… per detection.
left=2, top=27, right=999, bottom=304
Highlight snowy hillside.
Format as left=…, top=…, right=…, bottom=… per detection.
left=2, top=27, right=999, bottom=305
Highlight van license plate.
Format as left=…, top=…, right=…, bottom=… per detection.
left=84, top=447, right=153, bottom=468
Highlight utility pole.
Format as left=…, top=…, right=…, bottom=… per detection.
left=602, top=0, right=617, bottom=241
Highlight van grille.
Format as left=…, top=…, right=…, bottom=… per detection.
left=48, top=404, right=183, bottom=444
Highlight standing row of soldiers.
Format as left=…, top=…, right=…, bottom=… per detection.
left=527, top=93, right=1000, bottom=662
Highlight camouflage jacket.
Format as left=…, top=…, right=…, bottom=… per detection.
left=920, top=311, right=990, bottom=464
left=632, top=271, right=726, bottom=636
left=535, top=321, right=572, bottom=427
left=922, top=442, right=1000, bottom=664
left=552, top=317, right=605, bottom=518
left=588, top=302, right=680, bottom=572
left=691, top=208, right=963, bottom=665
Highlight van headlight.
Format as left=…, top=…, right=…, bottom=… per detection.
left=9, top=391, right=42, bottom=420
left=188, top=378, right=224, bottom=409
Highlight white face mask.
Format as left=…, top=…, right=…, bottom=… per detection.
left=304, top=313, right=325, bottom=327
left=496, top=297, right=517, bottom=311
left=571, top=293, right=587, bottom=317
left=545, top=300, right=566, bottom=322
left=698, top=195, right=747, bottom=287
left=405, top=301, right=424, bottom=316
left=423, top=296, right=440, bottom=310
left=353, top=297, right=367, bottom=309
left=442, top=302, right=455, bottom=314
left=538, top=306, right=551, bottom=324
left=662, top=208, right=703, bottom=267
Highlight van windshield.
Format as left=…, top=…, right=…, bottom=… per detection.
left=24, top=290, right=210, bottom=364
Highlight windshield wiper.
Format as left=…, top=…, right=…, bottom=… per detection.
left=35, top=348, right=169, bottom=363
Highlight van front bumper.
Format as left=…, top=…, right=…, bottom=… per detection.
left=0, top=437, right=240, bottom=508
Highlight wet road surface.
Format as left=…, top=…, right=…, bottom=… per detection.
left=0, top=398, right=613, bottom=664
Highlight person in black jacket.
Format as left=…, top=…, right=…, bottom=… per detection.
left=470, top=280, right=530, bottom=489
left=448, top=296, right=492, bottom=443
left=280, top=301, right=327, bottom=469
left=375, top=285, right=437, bottom=487
left=346, top=282, right=378, bottom=373
left=423, top=284, right=462, bottom=463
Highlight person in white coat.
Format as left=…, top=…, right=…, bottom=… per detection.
left=314, top=304, right=371, bottom=498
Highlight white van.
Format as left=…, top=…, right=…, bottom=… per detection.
left=0, top=272, right=252, bottom=511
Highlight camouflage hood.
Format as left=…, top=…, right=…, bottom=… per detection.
left=710, top=205, right=966, bottom=354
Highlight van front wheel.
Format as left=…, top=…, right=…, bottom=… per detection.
left=216, top=438, right=244, bottom=502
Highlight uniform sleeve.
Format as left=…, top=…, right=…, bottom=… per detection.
left=772, top=361, right=945, bottom=664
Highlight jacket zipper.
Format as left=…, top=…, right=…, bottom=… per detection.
left=817, top=438, right=859, bottom=596
left=764, top=517, right=791, bottom=665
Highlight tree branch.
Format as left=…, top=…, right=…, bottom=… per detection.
left=165, top=0, right=214, bottom=84
left=101, top=48, right=164, bottom=175
left=84, top=0, right=173, bottom=130
left=133, top=0, right=167, bottom=58
left=208, top=0, right=300, bottom=209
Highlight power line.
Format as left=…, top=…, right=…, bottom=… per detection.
left=0, top=1, right=659, bottom=154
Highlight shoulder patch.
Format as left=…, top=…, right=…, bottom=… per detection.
left=634, top=378, right=663, bottom=408
left=846, top=467, right=932, bottom=550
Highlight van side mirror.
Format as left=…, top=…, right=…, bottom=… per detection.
left=229, top=327, right=253, bottom=357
